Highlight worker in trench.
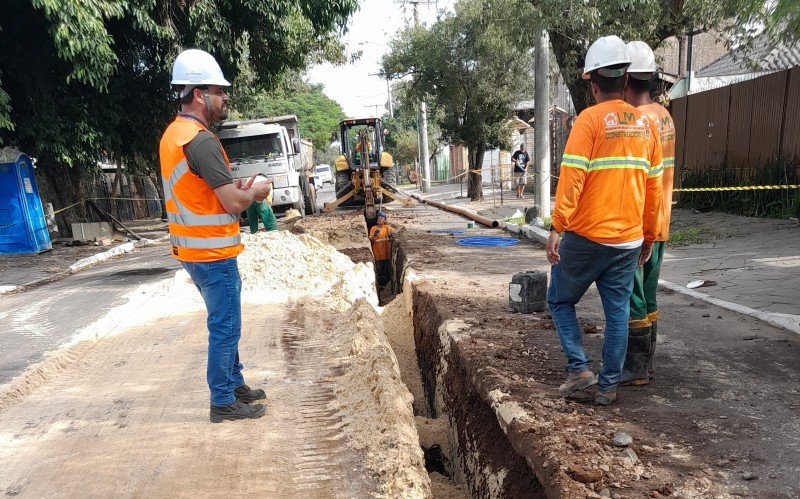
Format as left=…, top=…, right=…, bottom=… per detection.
left=620, top=41, right=677, bottom=385
left=545, top=35, right=663, bottom=406
left=160, top=49, right=271, bottom=423
left=369, top=211, right=395, bottom=291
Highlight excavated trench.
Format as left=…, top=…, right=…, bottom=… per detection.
left=328, top=213, right=538, bottom=498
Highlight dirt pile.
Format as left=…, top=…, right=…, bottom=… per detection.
left=294, top=266, right=430, bottom=497
left=236, top=231, right=355, bottom=302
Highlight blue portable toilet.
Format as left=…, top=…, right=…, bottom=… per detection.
left=0, top=148, right=52, bottom=254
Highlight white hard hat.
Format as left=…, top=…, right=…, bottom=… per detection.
left=626, top=41, right=657, bottom=79
left=582, top=35, right=631, bottom=80
left=171, top=49, right=231, bottom=91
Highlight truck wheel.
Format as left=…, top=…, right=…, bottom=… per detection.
left=293, top=196, right=306, bottom=220
left=301, top=176, right=317, bottom=216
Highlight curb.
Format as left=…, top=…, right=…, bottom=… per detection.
left=0, top=235, right=169, bottom=296
left=495, top=219, right=800, bottom=336
left=658, top=278, right=800, bottom=335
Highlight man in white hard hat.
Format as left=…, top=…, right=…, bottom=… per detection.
left=159, top=48, right=271, bottom=423
left=545, top=36, right=663, bottom=406
left=621, top=41, right=677, bottom=385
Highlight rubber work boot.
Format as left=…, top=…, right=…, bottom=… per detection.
left=620, top=325, right=652, bottom=385
left=210, top=400, right=266, bottom=423
left=647, top=321, right=657, bottom=379
left=558, top=370, right=598, bottom=396
left=234, top=384, right=266, bottom=403
left=595, top=390, right=617, bottom=406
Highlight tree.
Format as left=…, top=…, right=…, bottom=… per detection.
left=525, top=0, right=772, bottom=113
left=383, top=0, right=534, bottom=201
left=381, top=80, right=438, bottom=174
left=0, top=0, right=358, bottom=230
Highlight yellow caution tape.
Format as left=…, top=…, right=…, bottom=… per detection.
left=52, top=201, right=82, bottom=215
left=675, top=185, right=799, bottom=192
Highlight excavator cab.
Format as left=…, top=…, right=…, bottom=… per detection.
left=324, top=117, right=414, bottom=223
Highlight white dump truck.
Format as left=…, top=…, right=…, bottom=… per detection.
left=219, top=115, right=317, bottom=216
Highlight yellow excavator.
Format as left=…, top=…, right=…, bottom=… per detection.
left=323, top=117, right=414, bottom=225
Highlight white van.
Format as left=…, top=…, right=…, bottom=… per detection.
left=314, top=164, right=333, bottom=185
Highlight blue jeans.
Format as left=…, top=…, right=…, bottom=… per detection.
left=547, top=232, right=640, bottom=393
left=182, top=258, right=244, bottom=406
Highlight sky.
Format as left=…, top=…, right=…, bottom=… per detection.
left=307, top=0, right=451, bottom=117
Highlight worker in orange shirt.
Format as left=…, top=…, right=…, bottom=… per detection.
left=621, top=41, right=677, bottom=385
left=545, top=36, right=663, bottom=406
left=369, top=211, right=395, bottom=290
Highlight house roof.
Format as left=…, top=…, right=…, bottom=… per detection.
left=697, top=32, right=800, bottom=77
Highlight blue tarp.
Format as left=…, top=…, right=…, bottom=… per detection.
left=0, top=148, right=52, bottom=255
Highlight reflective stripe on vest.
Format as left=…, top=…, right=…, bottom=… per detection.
left=164, top=160, right=238, bottom=228
left=164, top=159, right=239, bottom=250
left=170, top=234, right=242, bottom=249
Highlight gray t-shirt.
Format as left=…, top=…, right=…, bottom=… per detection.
left=184, top=130, right=233, bottom=189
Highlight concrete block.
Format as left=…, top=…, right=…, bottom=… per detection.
left=71, top=222, right=112, bottom=241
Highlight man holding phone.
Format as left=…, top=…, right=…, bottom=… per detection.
left=160, top=49, right=271, bottom=423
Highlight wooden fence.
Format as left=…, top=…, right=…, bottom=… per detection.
left=671, top=66, right=800, bottom=181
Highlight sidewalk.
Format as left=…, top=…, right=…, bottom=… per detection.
left=0, top=218, right=169, bottom=294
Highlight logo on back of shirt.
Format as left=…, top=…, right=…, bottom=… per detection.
left=604, top=111, right=650, bottom=139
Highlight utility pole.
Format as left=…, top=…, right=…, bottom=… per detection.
left=534, top=29, right=551, bottom=218
left=402, top=0, right=432, bottom=193
left=386, top=78, right=394, bottom=118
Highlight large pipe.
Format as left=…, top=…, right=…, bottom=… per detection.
left=410, top=194, right=500, bottom=228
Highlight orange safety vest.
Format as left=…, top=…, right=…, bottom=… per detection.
left=159, top=116, right=243, bottom=262
left=370, top=224, right=394, bottom=261
left=639, top=102, right=676, bottom=242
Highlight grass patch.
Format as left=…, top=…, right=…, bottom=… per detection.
left=668, top=227, right=715, bottom=247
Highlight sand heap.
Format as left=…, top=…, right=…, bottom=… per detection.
left=236, top=231, right=355, bottom=302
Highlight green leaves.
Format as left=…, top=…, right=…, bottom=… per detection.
left=383, top=0, right=532, bottom=155
left=0, top=0, right=359, bottom=183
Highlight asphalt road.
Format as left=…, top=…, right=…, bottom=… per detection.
left=0, top=243, right=179, bottom=385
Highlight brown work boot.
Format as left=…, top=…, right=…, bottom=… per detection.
left=595, top=389, right=617, bottom=406
left=558, top=370, right=598, bottom=396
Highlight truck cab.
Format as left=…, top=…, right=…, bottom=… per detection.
left=219, top=115, right=317, bottom=216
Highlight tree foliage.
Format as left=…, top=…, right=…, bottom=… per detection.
left=383, top=0, right=533, bottom=200
left=525, top=0, right=773, bottom=113
left=381, top=80, right=438, bottom=171
left=0, top=0, right=358, bottom=229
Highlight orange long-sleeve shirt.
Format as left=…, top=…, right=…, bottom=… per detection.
left=552, top=99, right=663, bottom=245
left=639, top=102, right=676, bottom=241
left=369, top=224, right=394, bottom=261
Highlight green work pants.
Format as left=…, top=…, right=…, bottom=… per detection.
left=629, top=241, right=665, bottom=322
left=246, top=201, right=277, bottom=234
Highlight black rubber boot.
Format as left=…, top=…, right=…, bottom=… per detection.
left=647, top=321, right=657, bottom=379
left=620, top=325, right=652, bottom=385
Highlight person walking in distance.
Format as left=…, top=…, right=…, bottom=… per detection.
left=545, top=36, right=663, bottom=406
left=369, top=211, right=395, bottom=291
left=160, top=49, right=272, bottom=422
left=511, top=144, right=530, bottom=199
left=621, top=41, right=677, bottom=385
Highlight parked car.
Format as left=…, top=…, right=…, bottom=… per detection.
left=314, top=164, right=333, bottom=185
